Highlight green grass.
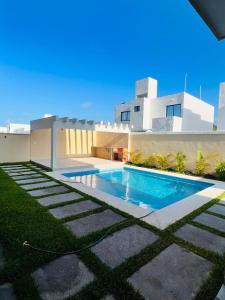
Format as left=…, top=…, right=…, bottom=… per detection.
left=0, top=162, right=225, bottom=299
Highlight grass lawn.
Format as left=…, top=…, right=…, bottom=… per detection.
left=0, top=162, right=225, bottom=299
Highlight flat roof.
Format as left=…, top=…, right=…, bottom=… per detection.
left=189, top=0, right=225, bottom=40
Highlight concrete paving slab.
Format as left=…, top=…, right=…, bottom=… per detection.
left=175, top=224, right=225, bottom=254
left=37, top=192, right=82, bottom=206
left=28, top=186, right=69, bottom=197
left=194, top=213, right=225, bottom=232
left=92, top=224, right=159, bottom=268
left=21, top=181, right=58, bottom=190
left=128, top=243, right=213, bottom=300
left=11, top=174, right=43, bottom=180
left=101, top=295, right=116, bottom=300
left=8, top=171, right=37, bottom=176
left=49, top=200, right=100, bottom=219
left=0, top=283, right=16, bottom=300
left=1, top=165, right=24, bottom=169
left=16, top=177, right=49, bottom=185
left=31, top=254, right=94, bottom=300
left=5, top=168, right=30, bottom=173
left=207, top=204, right=225, bottom=217
left=218, top=200, right=225, bottom=206
left=66, top=209, right=125, bottom=237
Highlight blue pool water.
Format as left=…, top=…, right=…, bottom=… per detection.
left=63, top=167, right=213, bottom=211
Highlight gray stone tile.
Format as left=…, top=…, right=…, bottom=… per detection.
left=0, top=283, right=16, bottom=300
left=175, top=224, right=225, bottom=254
left=5, top=168, right=30, bottom=173
left=31, top=254, right=94, bottom=300
left=49, top=200, right=100, bottom=219
left=128, top=243, right=213, bottom=300
left=21, top=181, right=58, bottom=190
left=11, top=174, right=43, bottom=180
left=219, top=200, right=225, bottom=207
left=1, top=165, right=24, bottom=169
left=101, top=295, right=116, bottom=300
left=28, top=186, right=68, bottom=197
left=8, top=171, right=37, bottom=176
left=16, top=177, right=49, bottom=185
left=92, top=224, right=159, bottom=268
left=38, top=192, right=82, bottom=206
left=215, top=284, right=225, bottom=300
left=194, top=213, right=225, bottom=232
left=66, top=209, right=125, bottom=237
left=207, top=204, right=225, bottom=217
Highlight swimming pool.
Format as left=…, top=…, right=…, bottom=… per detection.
left=63, top=167, right=213, bottom=211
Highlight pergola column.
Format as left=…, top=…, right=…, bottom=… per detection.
left=51, top=123, right=57, bottom=170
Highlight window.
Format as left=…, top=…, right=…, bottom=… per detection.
left=166, top=104, right=181, bottom=117
left=134, top=105, right=140, bottom=112
left=121, top=111, right=130, bottom=121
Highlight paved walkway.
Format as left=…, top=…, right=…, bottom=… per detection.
left=1, top=163, right=225, bottom=299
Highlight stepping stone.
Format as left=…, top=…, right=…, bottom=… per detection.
left=66, top=209, right=125, bottom=237
left=101, top=295, right=116, bottom=300
left=92, top=224, right=159, bottom=268
left=16, top=177, right=49, bottom=185
left=194, top=213, right=225, bottom=232
left=21, top=181, right=58, bottom=191
left=128, top=243, right=213, bottom=300
left=5, top=168, right=30, bottom=173
left=1, top=165, right=24, bottom=169
left=218, top=200, right=225, bottom=206
left=215, top=284, right=225, bottom=300
left=31, top=254, right=94, bottom=300
left=207, top=204, right=225, bottom=217
left=37, top=192, right=82, bottom=206
left=0, top=283, right=16, bottom=300
left=11, top=174, right=42, bottom=180
left=175, top=224, right=225, bottom=254
left=8, top=171, right=37, bottom=176
left=49, top=200, right=100, bottom=219
left=28, top=186, right=69, bottom=197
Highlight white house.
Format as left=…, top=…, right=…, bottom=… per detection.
left=0, top=123, right=30, bottom=134
left=218, top=82, right=225, bottom=130
left=115, top=77, right=214, bottom=132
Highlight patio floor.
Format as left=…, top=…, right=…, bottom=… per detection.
left=33, top=156, right=124, bottom=170
left=1, top=162, right=225, bottom=299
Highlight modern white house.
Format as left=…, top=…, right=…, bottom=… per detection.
left=115, top=77, right=215, bottom=132
left=0, top=123, right=30, bottom=134
left=218, top=82, right=225, bottom=130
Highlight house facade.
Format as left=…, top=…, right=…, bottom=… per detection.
left=114, top=77, right=214, bottom=132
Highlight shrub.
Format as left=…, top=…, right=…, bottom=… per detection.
left=216, top=161, right=225, bottom=180
left=155, top=153, right=171, bottom=170
left=175, top=152, right=186, bottom=173
left=195, top=150, right=209, bottom=176
left=130, top=151, right=143, bottom=165
left=143, top=155, right=156, bottom=168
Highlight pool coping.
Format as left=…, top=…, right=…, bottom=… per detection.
left=46, top=166, right=225, bottom=230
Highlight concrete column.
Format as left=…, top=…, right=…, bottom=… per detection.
left=51, top=124, right=57, bottom=170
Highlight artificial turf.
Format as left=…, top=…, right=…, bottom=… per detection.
left=0, top=162, right=225, bottom=299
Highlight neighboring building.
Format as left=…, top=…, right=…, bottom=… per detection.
left=0, top=123, right=30, bottom=134
left=115, top=77, right=214, bottom=132
left=218, top=82, right=225, bottom=130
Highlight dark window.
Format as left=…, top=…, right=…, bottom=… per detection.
left=134, top=105, right=140, bottom=112
left=166, top=104, right=181, bottom=117
left=121, top=111, right=130, bottom=121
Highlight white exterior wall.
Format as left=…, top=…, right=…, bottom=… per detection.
left=218, top=82, right=225, bottom=130
left=182, top=93, right=214, bottom=131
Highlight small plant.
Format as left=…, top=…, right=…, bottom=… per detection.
left=175, top=152, right=186, bottom=173
left=155, top=153, right=171, bottom=170
left=216, top=161, right=225, bottom=180
left=143, top=155, right=156, bottom=168
left=130, top=151, right=143, bottom=165
left=195, top=150, right=209, bottom=176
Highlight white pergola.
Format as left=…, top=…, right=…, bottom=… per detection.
left=31, top=116, right=130, bottom=170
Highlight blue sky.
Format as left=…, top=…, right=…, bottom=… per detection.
left=0, top=0, right=224, bottom=125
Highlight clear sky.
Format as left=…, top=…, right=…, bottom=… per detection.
left=0, top=0, right=224, bottom=125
